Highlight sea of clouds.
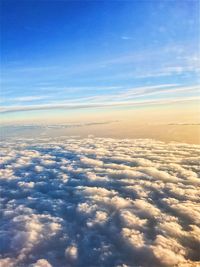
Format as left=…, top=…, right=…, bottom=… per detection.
left=0, top=137, right=200, bottom=267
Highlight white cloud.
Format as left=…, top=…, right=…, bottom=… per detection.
left=65, top=245, right=78, bottom=262
left=121, top=36, right=133, bottom=40
left=0, top=137, right=200, bottom=266
left=30, top=259, right=53, bottom=267
left=1, top=84, right=199, bottom=114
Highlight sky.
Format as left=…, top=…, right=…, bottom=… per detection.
left=0, top=0, right=200, bottom=126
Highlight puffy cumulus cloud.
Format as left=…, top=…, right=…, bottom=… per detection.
left=0, top=137, right=200, bottom=267
left=80, top=157, right=103, bottom=168
left=65, top=245, right=78, bottom=262
left=30, top=259, right=52, bottom=267
left=151, top=235, right=186, bottom=266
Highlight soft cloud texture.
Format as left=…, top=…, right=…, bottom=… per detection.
left=0, top=137, right=200, bottom=267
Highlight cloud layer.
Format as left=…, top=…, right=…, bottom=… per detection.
left=0, top=137, right=200, bottom=267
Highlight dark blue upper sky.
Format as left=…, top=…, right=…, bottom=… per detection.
left=1, top=0, right=199, bottom=118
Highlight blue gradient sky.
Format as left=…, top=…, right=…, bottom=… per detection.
left=1, top=0, right=199, bottom=122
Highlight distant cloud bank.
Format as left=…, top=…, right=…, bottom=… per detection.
left=0, top=137, right=200, bottom=267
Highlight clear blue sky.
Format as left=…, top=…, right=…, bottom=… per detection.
left=0, top=0, right=199, bottom=120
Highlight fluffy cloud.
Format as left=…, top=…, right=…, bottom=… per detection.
left=0, top=137, right=200, bottom=267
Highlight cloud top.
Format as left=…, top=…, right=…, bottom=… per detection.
left=0, top=137, right=200, bottom=266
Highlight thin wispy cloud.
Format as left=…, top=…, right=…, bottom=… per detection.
left=0, top=84, right=199, bottom=113
left=121, top=36, right=133, bottom=40
left=9, top=96, right=49, bottom=102
left=1, top=94, right=199, bottom=114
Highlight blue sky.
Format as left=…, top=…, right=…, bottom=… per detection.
left=0, top=0, right=199, bottom=120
